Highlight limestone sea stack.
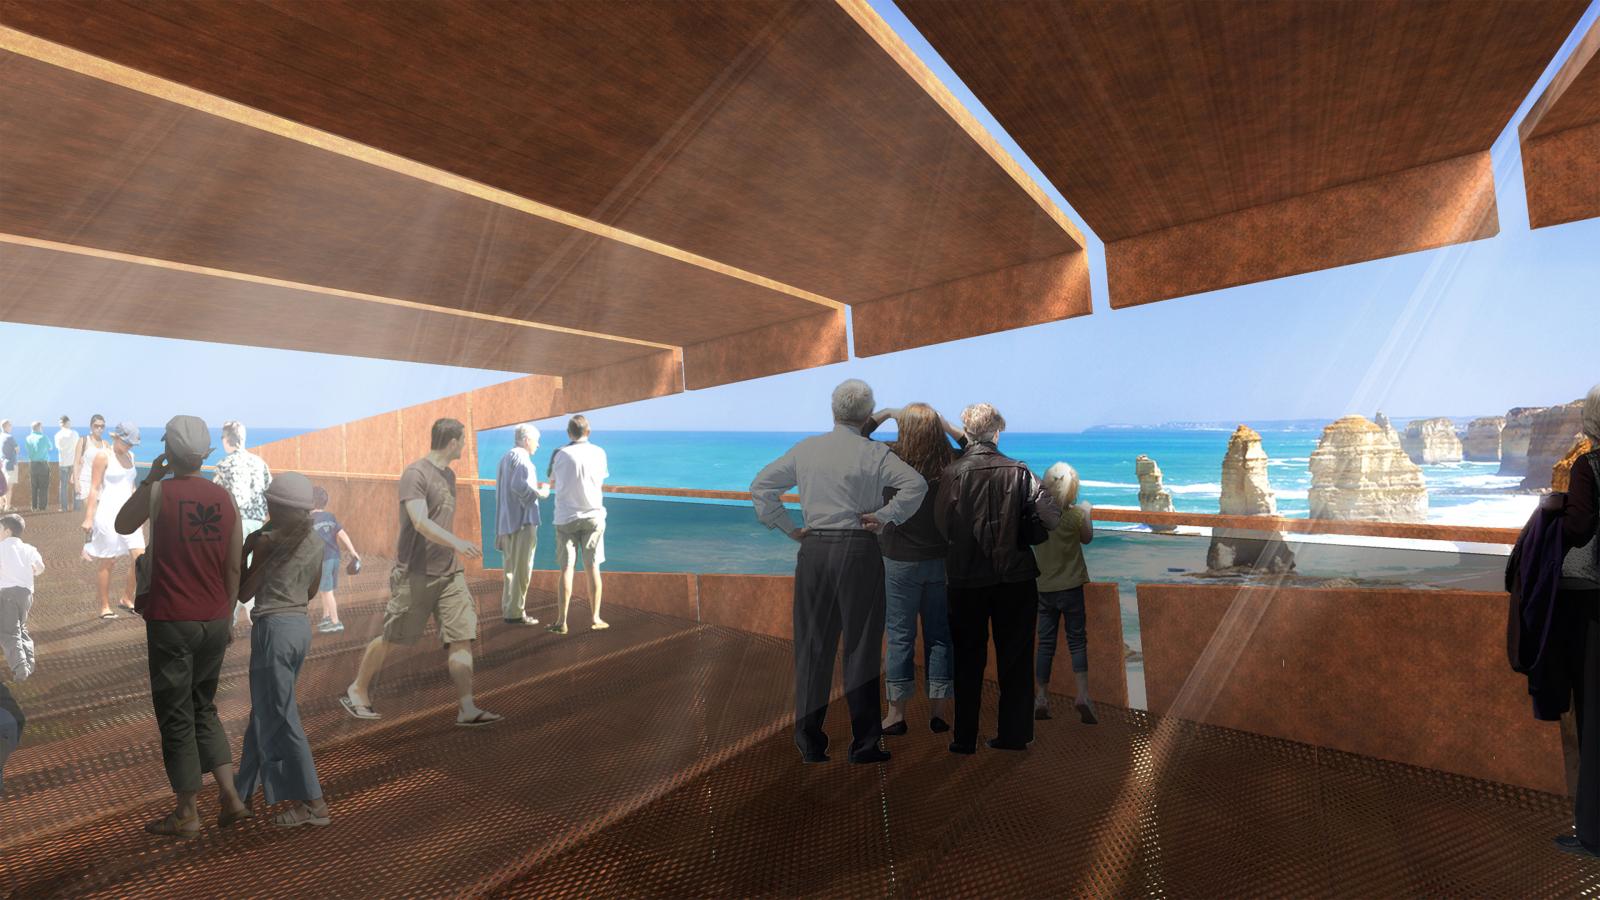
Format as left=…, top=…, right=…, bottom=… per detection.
left=1373, top=411, right=1403, bottom=447
left=1499, top=407, right=1546, bottom=475
left=1400, top=417, right=1463, bottom=465
left=1522, top=400, right=1587, bottom=490
left=1309, top=416, right=1428, bottom=522
left=1135, top=455, right=1177, bottom=532
left=1462, top=416, right=1505, bottom=462
left=1207, top=425, right=1295, bottom=572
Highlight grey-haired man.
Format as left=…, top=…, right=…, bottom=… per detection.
left=751, top=379, right=927, bottom=765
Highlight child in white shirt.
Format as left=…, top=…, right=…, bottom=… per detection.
left=0, top=514, right=45, bottom=682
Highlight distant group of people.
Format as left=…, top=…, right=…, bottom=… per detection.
left=752, top=379, right=1096, bottom=764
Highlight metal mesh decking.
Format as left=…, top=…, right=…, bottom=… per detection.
left=2, top=510, right=1594, bottom=897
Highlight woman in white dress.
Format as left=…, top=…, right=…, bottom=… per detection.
left=73, top=415, right=110, bottom=509
left=81, top=422, right=146, bottom=619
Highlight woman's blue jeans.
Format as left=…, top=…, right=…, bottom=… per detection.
left=883, top=557, right=952, bottom=702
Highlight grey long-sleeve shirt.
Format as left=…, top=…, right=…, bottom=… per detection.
left=751, top=424, right=927, bottom=533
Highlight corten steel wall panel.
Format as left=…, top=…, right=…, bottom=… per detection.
left=344, top=412, right=404, bottom=477
left=472, top=376, right=564, bottom=433
left=1106, top=153, right=1499, bottom=308
left=0, top=1, right=1082, bottom=307
left=400, top=394, right=477, bottom=478
left=1522, top=17, right=1600, bottom=228
left=336, top=476, right=403, bottom=564
left=853, top=251, right=1090, bottom=356
left=682, top=311, right=847, bottom=391
left=253, top=436, right=299, bottom=473
left=295, top=425, right=346, bottom=474
left=899, top=0, right=1584, bottom=300
left=698, top=574, right=796, bottom=641
left=0, top=52, right=824, bottom=350
left=1137, top=584, right=1564, bottom=794
left=1524, top=122, right=1600, bottom=228
left=0, top=240, right=650, bottom=376
left=526, top=570, right=700, bottom=623
left=561, top=351, right=685, bottom=414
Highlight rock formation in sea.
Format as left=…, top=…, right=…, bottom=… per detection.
left=1522, top=400, right=1587, bottom=490
left=1499, top=407, right=1546, bottom=476
left=1400, top=417, right=1464, bottom=465
left=1309, top=416, right=1429, bottom=522
left=1373, top=411, right=1403, bottom=447
left=1497, top=406, right=1548, bottom=477
left=1207, top=425, right=1295, bottom=572
left=1135, top=454, right=1176, bottom=532
left=1462, top=416, right=1505, bottom=462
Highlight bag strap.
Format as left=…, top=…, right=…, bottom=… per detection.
left=146, top=480, right=162, bottom=558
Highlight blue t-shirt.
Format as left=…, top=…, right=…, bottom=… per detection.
left=311, top=511, right=342, bottom=562
left=0, top=435, right=15, bottom=466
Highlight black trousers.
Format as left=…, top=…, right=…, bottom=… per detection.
left=147, top=617, right=233, bottom=793
left=949, top=579, right=1038, bottom=749
left=29, top=461, right=47, bottom=510
left=793, top=531, right=884, bottom=759
left=1568, top=589, right=1600, bottom=847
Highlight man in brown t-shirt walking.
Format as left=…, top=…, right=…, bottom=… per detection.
left=341, top=419, right=500, bottom=727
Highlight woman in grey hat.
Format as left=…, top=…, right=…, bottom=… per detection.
left=234, top=471, right=331, bottom=828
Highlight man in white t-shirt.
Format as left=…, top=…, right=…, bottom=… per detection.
left=546, top=415, right=609, bottom=635
left=54, top=416, right=79, bottom=512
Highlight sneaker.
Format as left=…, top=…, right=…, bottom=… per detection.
left=318, top=620, right=344, bottom=633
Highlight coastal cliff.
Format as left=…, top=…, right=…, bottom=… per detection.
left=1135, top=454, right=1176, bottom=532
left=1207, top=426, right=1295, bottom=572
left=1463, top=416, right=1505, bottom=462
left=1374, top=411, right=1403, bottom=448
left=1499, top=407, right=1546, bottom=476
left=1309, top=416, right=1428, bottom=522
left=1401, top=417, right=1463, bottom=465
left=1523, top=400, right=1587, bottom=490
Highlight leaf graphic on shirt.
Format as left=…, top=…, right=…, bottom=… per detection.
left=186, top=503, right=223, bottom=541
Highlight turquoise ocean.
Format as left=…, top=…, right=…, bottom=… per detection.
left=105, top=424, right=1518, bottom=694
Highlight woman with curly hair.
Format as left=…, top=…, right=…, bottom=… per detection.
left=862, top=403, right=966, bottom=736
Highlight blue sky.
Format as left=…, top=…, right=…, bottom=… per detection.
left=1, top=1, right=1594, bottom=434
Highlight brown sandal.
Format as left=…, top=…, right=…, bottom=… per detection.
left=144, top=813, right=201, bottom=838
left=219, top=807, right=255, bottom=828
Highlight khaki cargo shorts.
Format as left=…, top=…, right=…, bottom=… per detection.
left=555, top=518, right=605, bottom=569
left=382, top=566, right=477, bottom=645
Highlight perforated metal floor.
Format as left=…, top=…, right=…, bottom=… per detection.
left=2, top=510, right=1596, bottom=897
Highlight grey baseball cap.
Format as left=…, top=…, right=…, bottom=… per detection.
left=265, top=472, right=317, bottom=510
left=110, top=422, right=141, bottom=446
left=161, top=415, right=212, bottom=462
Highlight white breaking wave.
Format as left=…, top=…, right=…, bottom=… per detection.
left=1427, top=494, right=1538, bottom=528
left=1267, top=457, right=1312, bottom=465
left=1167, top=482, right=1222, bottom=495
left=1275, top=489, right=1310, bottom=500
left=1437, top=473, right=1523, bottom=490
left=1081, top=480, right=1139, bottom=489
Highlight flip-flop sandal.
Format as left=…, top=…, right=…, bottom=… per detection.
left=456, top=711, right=503, bottom=727
left=339, top=695, right=380, bottom=720
left=590, top=621, right=610, bottom=631
left=99, top=611, right=118, bottom=620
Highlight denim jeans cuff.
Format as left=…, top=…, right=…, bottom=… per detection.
left=885, top=679, right=915, bottom=702
left=926, top=680, right=953, bottom=700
